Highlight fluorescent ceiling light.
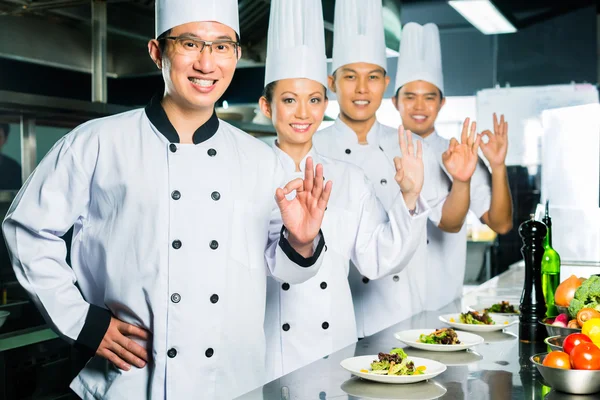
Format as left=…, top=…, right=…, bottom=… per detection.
left=448, top=0, right=517, bottom=35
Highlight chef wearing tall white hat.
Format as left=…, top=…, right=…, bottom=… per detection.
left=259, top=0, right=429, bottom=383
left=1, top=0, right=333, bottom=398
left=313, top=0, right=481, bottom=337
left=392, top=22, right=513, bottom=311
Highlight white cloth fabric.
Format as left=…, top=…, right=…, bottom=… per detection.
left=315, top=121, right=493, bottom=333
left=331, top=0, right=387, bottom=73
left=264, top=0, right=328, bottom=87
left=314, top=119, right=428, bottom=337
left=264, top=143, right=429, bottom=381
left=394, top=22, right=444, bottom=94
left=155, top=0, right=240, bottom=37
left=420, top=132, right=492, bottom=311
left=2, top=108, right=325, bottom=399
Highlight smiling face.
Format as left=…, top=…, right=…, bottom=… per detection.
left=328, top=62, right=390, bottom=125
left=259, top=78, right=328, bottom=147
left=148, top=21, right=241, bottom=112
left=392, top=80, right=445, bottom=138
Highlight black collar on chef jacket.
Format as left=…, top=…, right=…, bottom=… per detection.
left=144, top=93, right=220, bottom=144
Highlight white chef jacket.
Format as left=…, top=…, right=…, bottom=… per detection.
left=264, top=144, right=429, bottom=382
left=420, top=132, right=492, bottom=311
left=313, top=118, right=428, bottom=337
left=2, top=95, right=326, bottom=400
left=315, top=119, right=492, bottom=333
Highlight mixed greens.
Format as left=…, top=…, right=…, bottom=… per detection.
left=485, top=301, right=519, bottom=314
left=366, top=348, right=425, bottom=376
left=460, top=311, right=495, bottom=325
left=419, top=328, right=461, bottom=345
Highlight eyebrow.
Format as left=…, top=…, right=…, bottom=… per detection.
left=339, top=68, right=384, bottom=75
left=403, top=91, right=439, bottom=96
left=174, top=32, right=234, bottom=41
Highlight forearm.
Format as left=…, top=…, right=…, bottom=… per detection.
left=354, top=192, right=430, bottom=280
left=485, top=165, right=513, bottom=234
left=438, top=180, right=471, bottom=233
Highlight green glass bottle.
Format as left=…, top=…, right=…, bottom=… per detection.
left=541, top=200, right=561, bottom=318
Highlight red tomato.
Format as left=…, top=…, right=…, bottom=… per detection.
left=563, top=333, right=593, bottom=355
left=570, top=342, right=600, bottom=370
left=542, top=351, right=571, bottom=369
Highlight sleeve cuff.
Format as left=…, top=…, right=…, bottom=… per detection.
left=74, top=304, right=111, bottom=355
left=278, top=226, right=325, bottom=268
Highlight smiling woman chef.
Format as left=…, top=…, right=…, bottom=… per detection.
left=258, top=0, right=430, bottom=383
left=1, top=0, right=333, bottom=399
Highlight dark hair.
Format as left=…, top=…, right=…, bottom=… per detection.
left=261, top=80, right=328, bottom=104
left=0, top=123, right=9, bottom=139
left=157, top=29, right=172, bottom=55
left=395, top=86, right=444, bottom=101
left=157, top=29, right=241, bottom=55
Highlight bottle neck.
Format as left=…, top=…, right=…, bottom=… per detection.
left=544, top=225, right=553, bottom=248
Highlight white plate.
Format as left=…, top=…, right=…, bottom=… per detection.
left=438, top=313, right=518, bottom=332
left=394, top=329, right=484, bottom=352
left=340, top=355, right=446, bottom=384
left=468, top=303, right=520, bottom=317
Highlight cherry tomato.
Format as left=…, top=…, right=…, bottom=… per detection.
left=563, top=333, right=593, bottom=355
left=570, top=342, right=600, bottom=370
left=542, top=351, right=571, bottom=369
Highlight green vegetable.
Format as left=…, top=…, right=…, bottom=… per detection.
left=460, top=312, right=495, bottom=325
left=568, top=276, right=600, bottom=317
left=419, top=334, right=437, bottom=344
left=371, top=361, right=390, bottom=371
left=390, top=348, right=408, bottom=359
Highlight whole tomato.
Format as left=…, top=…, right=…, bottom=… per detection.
left=563, top=333, right=593, bottom=355
left=570, top=342, right=600, bottom=370
left=542, top=351, right=571, bottom=369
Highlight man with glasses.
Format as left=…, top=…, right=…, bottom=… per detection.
left=2, top=0, right=331, bottom=398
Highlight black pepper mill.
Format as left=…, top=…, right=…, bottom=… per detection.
left=519, top=214, right=547, bottom=343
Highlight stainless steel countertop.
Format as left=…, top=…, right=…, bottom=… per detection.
left=237, top=265, right=584, bottom=400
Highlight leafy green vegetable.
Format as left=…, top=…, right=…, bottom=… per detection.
left=568, top=276, right=600, bottom=317
left=390, top=348, right=408, bottom=359
left=371, top=361, right=390, bottom=371
left=460, top=311, right=495, bottom=325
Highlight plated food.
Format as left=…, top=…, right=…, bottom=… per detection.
left=366, top=349, right=426, bottom=376
left=419, top=328, right=460, bottom=345
left=469, top=301, right=521, bottom=317
left=439, top=313, right=517, bottom=333
left=484, top=301, right=519, bottom=314
left=394, top=329, right=484, bottom=352
left=340, top=349, right=447, bottom=384
left=460, top=311, right=494, bottom=325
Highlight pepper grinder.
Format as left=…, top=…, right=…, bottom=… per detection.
left=519, top=214, right=547, bottom=343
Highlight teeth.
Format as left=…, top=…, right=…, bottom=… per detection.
left=291, top=124, right=310, bottom=130
left=413, top=115, right=427, bottom=121
left=354, top=100, right=369, bottom=105
left=190, top=78, right=215, bottom=87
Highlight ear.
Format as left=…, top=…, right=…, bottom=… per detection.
left=384, top=75, right=391, bottom=91
left=258, top=96, right=272, bottom=120
left=236, top=45, right=243, bottom=62
left=327, top=75, right=336, bottom=94
left=440, top=96, right=446, bottom=111
left=391, top=93, right=399, bottom=111
left=148, top=39, right=163, bottom=69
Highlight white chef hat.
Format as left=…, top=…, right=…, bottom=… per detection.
left=155, top=0, right=240, bottom=38
left=394, top=22, right=444, bottom=94
left=264, top=0, right=328, bottom=87
left=331, top=0, right=387, bottom=74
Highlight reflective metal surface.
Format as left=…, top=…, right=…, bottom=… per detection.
left=237, top=265, right=579, bottom=399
